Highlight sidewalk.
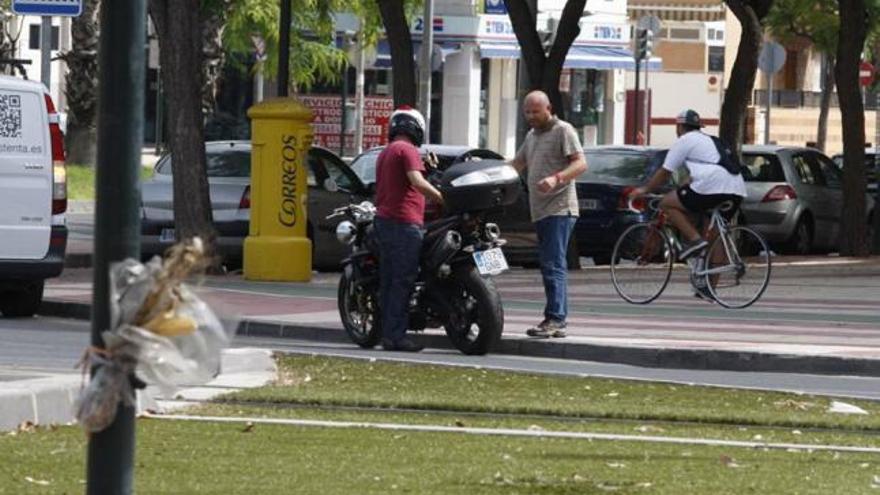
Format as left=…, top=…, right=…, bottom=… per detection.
left=0, top=348, right=275, bottom=431
left=41, top=258, right=880, bottom=376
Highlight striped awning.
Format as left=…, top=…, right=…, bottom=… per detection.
left=478, top=42, right=663, bottom=71
left=627, top=2, right=726, bottom=22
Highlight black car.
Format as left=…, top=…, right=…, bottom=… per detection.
left=141, top=141, right=369, bottom=270
left=572, top=147, right=671, bottom=265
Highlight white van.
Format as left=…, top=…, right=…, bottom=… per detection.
left=0, top=76, right=67, bottom=317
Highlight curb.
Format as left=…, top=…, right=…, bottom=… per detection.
left=39, top=300, right=880, bottom=377
left=0, top=346, right=275, bottom=431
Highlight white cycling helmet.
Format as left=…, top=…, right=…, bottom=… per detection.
left=388, top=106, right=426, bottom=146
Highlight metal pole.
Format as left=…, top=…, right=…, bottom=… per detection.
left=278, top=0, right=291, bottom=97
left=340, top=62, right=348, bottom=156
left=40, top=16, right=51, bottom=89
left=354, top=38, right=365, bottom=154
left=875, top=92, right=880, bottom=254
left=633, top=58, right=640, bottom=144
left=764, top=69, right=772, bottom=145
left=87, top=0, right=146, bottom=493
left=419, top=0, right=434, bottom=143
left=155, top=68, right=163, bottom=155
left=644, top=56, right=650, bottom=144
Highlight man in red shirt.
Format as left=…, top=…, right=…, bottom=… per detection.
left=374, top=107, right=443, bottom=352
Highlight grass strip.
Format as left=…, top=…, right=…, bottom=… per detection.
left=220, top=355, right=880, bottom=431
left=67, top=164, right=154, bottom=200
left=2, top=417, right=880, bottom=494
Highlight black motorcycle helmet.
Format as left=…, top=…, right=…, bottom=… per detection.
left=388, top=106, right=426, bottom=147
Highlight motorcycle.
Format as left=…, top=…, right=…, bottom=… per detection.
left=328, top=158, right=520, bottom=355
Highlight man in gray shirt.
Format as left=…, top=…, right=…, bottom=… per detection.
left=511, top=91, right=588, bottom=338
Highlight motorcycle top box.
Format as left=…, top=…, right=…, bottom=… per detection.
left=439, top=159, right=520, bottom=214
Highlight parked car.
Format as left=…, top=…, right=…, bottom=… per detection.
left=0, top=76, right=67, bottom=317
left=832, top=151, right=879, bottom=193
left=572, top=146, right=673, bottom=265
left=349, top=145, right=505, bottom=187
left=140, top=141, right=369, bottom=270
left=740, top=145, right=875, bottom=254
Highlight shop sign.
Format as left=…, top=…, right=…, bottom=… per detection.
left=483, top=0, right=507, bottom=14
left=299, top=95, right=394, bottom=151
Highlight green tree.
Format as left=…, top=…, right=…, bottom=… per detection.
left=719, top=0, right=773, bottom=153
left=504, top=0, right=588, bottom=120
left=222, top=0, right=346, bottom=92
left=766, top=0, right=838, bottom=152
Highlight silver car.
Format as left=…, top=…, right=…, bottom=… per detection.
left=140, top=140, right=368, bottom=269
left=740, top=145, right=874, bottom=254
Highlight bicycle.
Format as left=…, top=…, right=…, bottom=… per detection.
left=610, top=194, right=771, bottom=309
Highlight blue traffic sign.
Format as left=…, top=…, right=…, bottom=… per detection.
left=13, top=0, right=82, bottom=16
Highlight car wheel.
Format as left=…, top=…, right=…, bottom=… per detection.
left=0, top=281, right=44, bottom=318
left=786, top=217, right=813, bottom=255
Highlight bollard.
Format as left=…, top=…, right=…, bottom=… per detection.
left=244, top=98, right=313, bottom=281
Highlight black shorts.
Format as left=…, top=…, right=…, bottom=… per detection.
left=676, top=185, right=741, bottom=218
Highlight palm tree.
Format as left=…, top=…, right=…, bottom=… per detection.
left=60, top=0, right=100, bottom=166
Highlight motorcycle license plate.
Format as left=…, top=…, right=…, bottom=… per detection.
left=473, top=248, right=508, bottom=275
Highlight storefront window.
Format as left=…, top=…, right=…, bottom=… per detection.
left=562, top=69, right=605, bottom=145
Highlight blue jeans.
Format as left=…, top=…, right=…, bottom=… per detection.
left=535, top=215, right=577, bottom=322
left=375, top=217, right=424, bottom=344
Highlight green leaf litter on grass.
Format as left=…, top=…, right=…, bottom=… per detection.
left=221, top=355, right=880, bottom=432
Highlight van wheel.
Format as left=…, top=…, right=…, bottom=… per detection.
left=0, top=281, right=44, bottom=318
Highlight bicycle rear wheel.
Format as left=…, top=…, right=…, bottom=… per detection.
left=705, top=226, right=771, bottom=309
left=611, top=223, right=674, bottom=304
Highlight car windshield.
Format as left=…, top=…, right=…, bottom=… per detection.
left=156, top=148, right=251, bottom=177
left=741, top=153, right=786, bottom=182
left=350, top=151, right=381, bottom=184
left=577, top=151, right=661, bottom=185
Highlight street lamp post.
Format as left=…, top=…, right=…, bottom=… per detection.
left=419, top=0, right=434, bottom=142
left=86, top=0, right=147, bottom=493
left=278, top=0, right=291, bottom=97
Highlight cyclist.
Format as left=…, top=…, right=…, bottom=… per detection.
left=628, top=109, right=746, bottom=273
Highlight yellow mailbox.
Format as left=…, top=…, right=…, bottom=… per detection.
left=244, top=98, right=313, bottom=281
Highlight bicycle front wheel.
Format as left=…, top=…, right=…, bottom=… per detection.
left=611, top=223, right=674, bottom=304
left=705, top=226, right=771, bottom=309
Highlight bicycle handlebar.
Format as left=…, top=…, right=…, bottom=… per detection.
left=626, top=193, right=664, bottom=213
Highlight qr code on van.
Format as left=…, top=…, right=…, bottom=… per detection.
left=0, top=94, right=22, bottom=139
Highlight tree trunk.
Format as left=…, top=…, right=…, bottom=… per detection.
left=540, top=0, right=585, bottom=120
left=505, top=0, right=585, bottom=120
left=149, top=0, right=217, bottom=257
left=62, top=0, right=100, bottom=166
left=720, top=0, right=764, bottom=153
left=377, top=0, right=416, bottom=107
left=835, top=0, right=868, bottom=256
left=816, top=53, right=835, bottom=152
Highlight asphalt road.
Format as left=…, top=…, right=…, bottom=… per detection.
left=5, top=316, right=880, bottom=401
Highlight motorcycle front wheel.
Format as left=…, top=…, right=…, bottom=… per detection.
left=338, top=265, right=382, bottom=348
left=442, top=266, right=504, bottom=355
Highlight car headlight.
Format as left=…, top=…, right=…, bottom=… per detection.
left=335, top=220, right=356, bottom=245
left=449, top=165, right=519, bottom=187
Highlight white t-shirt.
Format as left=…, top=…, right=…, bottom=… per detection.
left=662, top=131, right=747, bottom=197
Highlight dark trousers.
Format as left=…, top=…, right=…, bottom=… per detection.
left=535, top=215, right=577, bottom=322
left=375, top=216, right=423, bottom=344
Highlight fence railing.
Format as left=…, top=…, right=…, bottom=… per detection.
left=752, top=89, right=880, bottom=110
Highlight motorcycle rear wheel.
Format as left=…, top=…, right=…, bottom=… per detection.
left=442, top=266, right=503, bottom=355
left=338, top=266, right=382, bottom=348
